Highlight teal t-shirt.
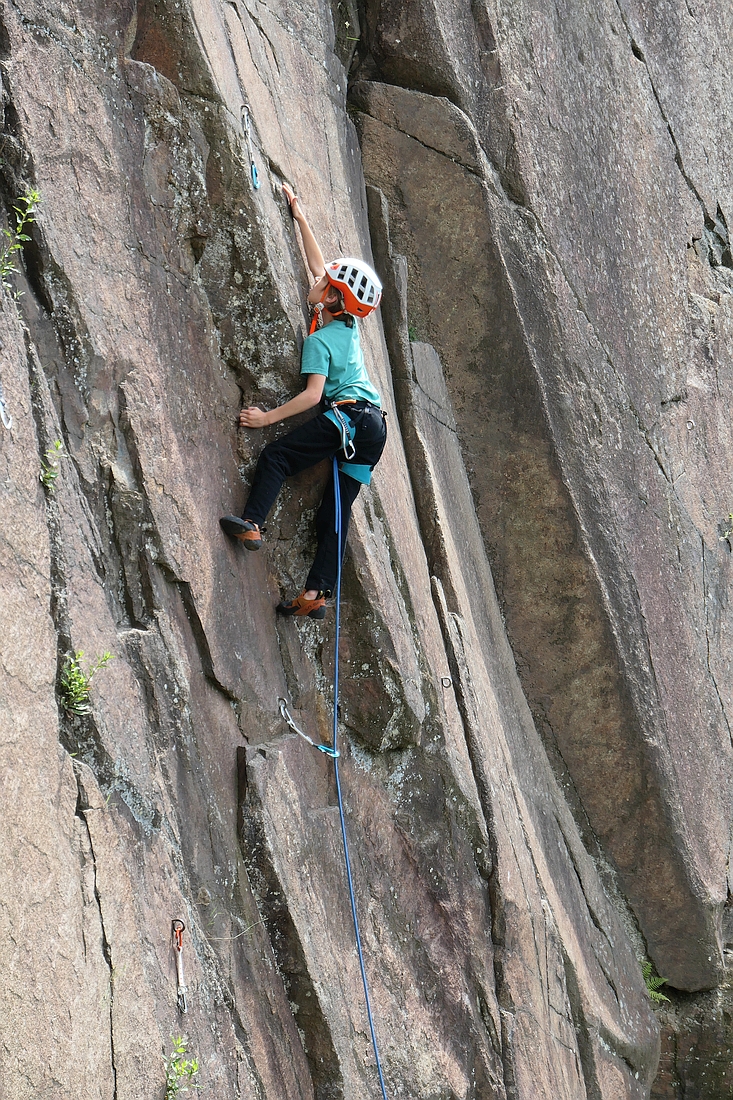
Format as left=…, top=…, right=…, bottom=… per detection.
left=300, top=320, right=381, bottom=406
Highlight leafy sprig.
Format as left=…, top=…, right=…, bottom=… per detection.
left=164, top=1035, right=201, bottom=1098
left=1, top=189, right=41, bottom=296
left=59, top=650, right=114, bottom=716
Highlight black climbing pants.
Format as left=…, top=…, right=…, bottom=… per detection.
left=242, top=405, right=387, bottom=593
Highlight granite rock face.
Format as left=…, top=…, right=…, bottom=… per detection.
left=1, top=0, right=728, bottom=1097
left=353, top=1, right=733, bottom=999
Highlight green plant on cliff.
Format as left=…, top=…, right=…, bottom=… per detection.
left=164, top=1036, right=200, bottom=1098
left=0, top=189, right=41, bottom=296
left=720, top=513, right=733, bottom=542
left=59, top=650, right=114, bottom=716
left=641, top=958, right=670, bottom=1004
left=39, top=439, right=65, bottom=490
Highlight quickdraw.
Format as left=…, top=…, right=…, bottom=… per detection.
left=278, top=697, right=339, bottom=758
left=0, top=378, right=12, bottom=430
left=172, top=919, right=188, bottom=1013
left=240, top=104, right=261, bottom=190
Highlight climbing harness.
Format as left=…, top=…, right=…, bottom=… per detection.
left=278, top=697, right=339, bottom=758
left=277, top=457, right=390, bottom=1100
left=240, top=105, right=261, bottom=190
left=172, top=919, right=188, bottom=1014
left=323, top=400, right=356, bottom=461
left=324, top=400, right=386, bottom=484
left=0, top=378, right=12, bottom=430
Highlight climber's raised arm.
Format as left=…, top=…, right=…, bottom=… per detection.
left=282, top=182, right=326, bottom=281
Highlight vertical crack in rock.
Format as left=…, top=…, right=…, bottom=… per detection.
left=429, top=583, right=515, bottom=1096
left=224, top=0, right=282, bottom=81
left=74, top=768, right=119, bottom=1100
left=160, top=563, right=241, bottom=705
left=25, top=340, right=160, bottom=829
left=363, top=179, right=512, bottom=1089
left=613, top=0, right=711, bottom=218
left=560, top=949, right=602, bottom=1100
left=701, top=534, right=732, bottom=748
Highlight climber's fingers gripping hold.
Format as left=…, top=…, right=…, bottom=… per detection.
left=240, top=405, right=269, bottom=429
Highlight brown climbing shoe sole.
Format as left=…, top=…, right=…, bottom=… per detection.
left=219, top=515, right=262, bottom=550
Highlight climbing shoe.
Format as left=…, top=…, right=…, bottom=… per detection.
left=277, top=591, right=328, bottom=620
left=219, top=515, right=263, bottom=550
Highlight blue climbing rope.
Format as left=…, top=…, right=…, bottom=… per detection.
left=331, top=456, right=390, bottom=1100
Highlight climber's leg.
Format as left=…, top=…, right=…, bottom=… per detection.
left=220, top=415, right=340, bottom=545
left=304, top=469, right=363, bottom=595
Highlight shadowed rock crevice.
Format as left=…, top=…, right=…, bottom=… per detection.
left=428, top=579, right=514, bottom=1094
left=364, top=177, right=659, bottom=1085
left=74, top=765, right=120, bottom=1100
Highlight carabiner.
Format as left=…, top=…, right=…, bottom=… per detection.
left=0, top=383, right=12, bottom=431
left=240, top=104, right=261, bottom=190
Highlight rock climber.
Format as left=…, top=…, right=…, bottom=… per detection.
left=219, top=182, right=386, bottom=620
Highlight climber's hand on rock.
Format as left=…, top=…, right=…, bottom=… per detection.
left=282, top=182, right=302, bottom=220
left=240, top=406, right=269, bottom=429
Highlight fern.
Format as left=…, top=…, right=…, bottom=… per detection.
left=641, top=959, right=670, bottom=1004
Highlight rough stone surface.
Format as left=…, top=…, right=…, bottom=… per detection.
left=2, top=0, right=729, bottom=1097
left=353, top=0, right=733, bottom=999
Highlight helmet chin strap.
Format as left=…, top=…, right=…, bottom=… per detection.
left=309, top=301, right=325, bottom=334
left=309, top=282, right=346, bottom=334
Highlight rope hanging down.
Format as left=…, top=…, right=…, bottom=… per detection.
left=330, top=456, right=390, bottom=1100
left=279, top=458, right=389, bottom=1100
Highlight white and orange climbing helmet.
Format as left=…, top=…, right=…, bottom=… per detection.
left=324, top=257, right=383, bottom=318
left=308, top=257, right=383, bottom=334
